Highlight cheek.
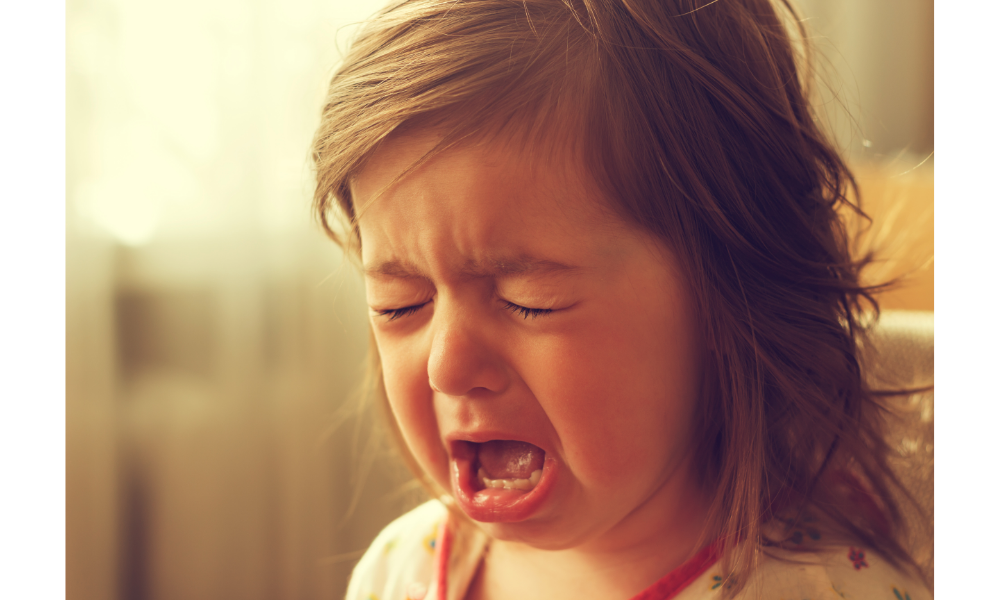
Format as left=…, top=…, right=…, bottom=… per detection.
left=377, top=336, right=450, bottom=484
left=520, top=308, right=704, bottom=484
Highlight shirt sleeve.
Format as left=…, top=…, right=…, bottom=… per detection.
left=678, top=540, right=932, bottom=600
left=734, top=545, right=932, bottom=600
left=344, top=500, right=447, bottom=600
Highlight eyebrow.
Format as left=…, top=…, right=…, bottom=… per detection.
left=363, top=256, right=580, bottom=280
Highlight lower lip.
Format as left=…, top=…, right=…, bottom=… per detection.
left=450, top=448, right=558, bottom=523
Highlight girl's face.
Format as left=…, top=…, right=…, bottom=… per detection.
left=354, top=132, right=708, bottom=550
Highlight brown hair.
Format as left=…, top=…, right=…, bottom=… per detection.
left=312, top=0, right=926, bottom=594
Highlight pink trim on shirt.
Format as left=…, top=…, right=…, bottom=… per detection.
left=629, top=539, right=723, bottom=600
left=432, top=515, right=721, bottom=600
left=434, top=513, right=453, bottom=600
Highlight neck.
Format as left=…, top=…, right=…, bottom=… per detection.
left=468, top=468, right=715, bottom=600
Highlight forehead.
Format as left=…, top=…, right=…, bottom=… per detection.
left=351, top=131, right=632, bottom=273
left=352, top=130, right=599, bottom=216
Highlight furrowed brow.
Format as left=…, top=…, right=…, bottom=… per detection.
left=463, top=256, right=580, bottom=279
left=363, top=256, right=580, bottom=280
left=363, top=260, right=427, bottom=280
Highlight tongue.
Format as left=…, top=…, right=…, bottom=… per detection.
left=477, top=440, right=545, bottom=480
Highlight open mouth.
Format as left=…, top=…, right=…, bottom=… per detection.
left=475, top=440, right=545, bottom=491
left=450, top=439, right=556, bottom=523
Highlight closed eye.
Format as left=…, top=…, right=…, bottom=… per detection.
left=375, top=303, right=428, bottom=321
left=503, top=301, right=554, bottom=320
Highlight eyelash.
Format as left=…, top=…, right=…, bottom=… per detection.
left=502, top=301, right=553, bottom=320
left=375, top=301, right=553, bottom=321
left=376, top=304, right=426, bottom=322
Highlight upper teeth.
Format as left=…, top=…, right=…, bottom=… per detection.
left=478, top=467, right=542, bottom=490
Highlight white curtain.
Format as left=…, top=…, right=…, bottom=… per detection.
left=67, top=1, right=421, bottom=599
left=796, top=0, right=933, bottom=158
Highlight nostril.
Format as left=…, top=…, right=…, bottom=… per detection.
left=427, top=328, right=509, bottom=397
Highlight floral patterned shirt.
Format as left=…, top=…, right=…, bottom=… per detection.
left=345, top=500, right=930, bottom=600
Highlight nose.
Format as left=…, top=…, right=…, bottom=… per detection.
left=426, top=301, right=508, bottom=398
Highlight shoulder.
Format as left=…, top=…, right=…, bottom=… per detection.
left=746, top=544, right=931, bottom=600
left=675, top=544, right=930, bottom=600
left=345, top=499, right=448, bottom=600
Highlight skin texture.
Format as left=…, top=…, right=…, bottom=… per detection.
left=354, top=132, right=713, bottom=599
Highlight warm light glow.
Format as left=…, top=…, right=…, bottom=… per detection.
left=73, top=119, right=205, bottom=246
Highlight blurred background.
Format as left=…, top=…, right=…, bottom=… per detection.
left=65, top=0, right=933, bottom=599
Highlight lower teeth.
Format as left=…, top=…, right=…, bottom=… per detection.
left=478, top=467, right=542, bottom=491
